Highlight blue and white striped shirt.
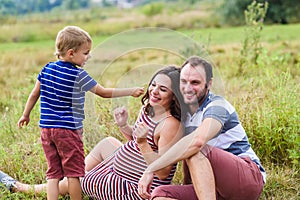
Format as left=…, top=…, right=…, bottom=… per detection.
left=185, top=92, right=266, bottom=183
left=38, top=61, right=97, bottom=130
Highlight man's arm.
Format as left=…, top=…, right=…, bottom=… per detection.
left=137, top=118, right=183, bottom=179
left=138, top=118, right=222, bottom=199
left=147, top=118, right=221, bottom=172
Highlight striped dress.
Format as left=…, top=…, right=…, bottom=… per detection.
left=81, top=109, right=177, bottom=199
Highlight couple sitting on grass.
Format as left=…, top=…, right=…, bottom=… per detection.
left=1, top=25, right=265, bottom=200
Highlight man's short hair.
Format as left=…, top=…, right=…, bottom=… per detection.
left=181, top=56, right=213, bottom=83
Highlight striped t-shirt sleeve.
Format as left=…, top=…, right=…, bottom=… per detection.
left=77, top=70, right=97, bottom=92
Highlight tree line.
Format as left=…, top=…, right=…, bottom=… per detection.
left=220, top=0, right=300, bottom=25
left=0, top=0, right=90, bottom=15
left=1, top=0, right=300, bottom=25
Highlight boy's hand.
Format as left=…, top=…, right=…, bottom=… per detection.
left=131, top=87, right=144, bottom=97
left=17, top=116, right=30, bottom=128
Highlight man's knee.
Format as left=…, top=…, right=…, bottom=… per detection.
left=151, top=186, right=169, bottom=198
left=185, top=151, right=206, bottom=167
left=151, top=186, right=179, bottom=200
left=152, top=185, right=197, bottom=200
left=186, top=145, right=214, bottom=166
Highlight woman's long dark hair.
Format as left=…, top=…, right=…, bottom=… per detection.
left=141, top=66, right=186, bottom=122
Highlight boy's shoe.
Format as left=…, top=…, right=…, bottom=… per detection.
left=0, top=170, right=17, bottom=191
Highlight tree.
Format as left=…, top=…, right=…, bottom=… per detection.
left=0, top=0, right=16, bottom=15
left=218, top=0, right=300, bottom=25
left=0, top=0, right=91, bottom=16
left=62, top=0, right=90, bottom=10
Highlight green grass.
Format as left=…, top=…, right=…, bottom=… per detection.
left=0, top=5, right=299, bottom=200
left=181, top=23, right=300, bottom=45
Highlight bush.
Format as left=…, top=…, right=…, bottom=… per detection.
left=141, top=2, right=164, bottom=17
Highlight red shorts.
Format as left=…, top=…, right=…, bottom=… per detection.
left=41, top=128, right=85, bottom=180
left=151, top=146, right=264, bottom=200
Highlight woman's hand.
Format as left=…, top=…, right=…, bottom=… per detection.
left=134, top=122, right=149, bottom=143
left=113, top=106, right=128, bottom=127
left=138, top=171, right=153, bottom=199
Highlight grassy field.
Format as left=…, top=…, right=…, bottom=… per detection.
left=0, top=3, right=299, bottom=200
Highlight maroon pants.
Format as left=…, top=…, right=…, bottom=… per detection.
left=41, top=128, right=85, bottom=179
left=151, top=146, right=264, bottom=200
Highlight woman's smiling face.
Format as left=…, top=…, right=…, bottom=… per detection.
left=148, top=74, right=174, bottom=110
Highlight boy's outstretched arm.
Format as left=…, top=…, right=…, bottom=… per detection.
left=17, top=80, right=40, bottom=128
left=90, top=84, right=144, bottom=98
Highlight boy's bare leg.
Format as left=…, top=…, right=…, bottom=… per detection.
left=11, top=137, right=122, bottom=197
left=68, top=177, right=82, bottom=200
left=47, top=178, right=59, bottom=200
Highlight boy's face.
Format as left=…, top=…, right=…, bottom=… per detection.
left=71, top=42, right=92, bottom=67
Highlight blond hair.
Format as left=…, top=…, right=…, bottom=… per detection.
left=55, top=26, right=92, bottom=58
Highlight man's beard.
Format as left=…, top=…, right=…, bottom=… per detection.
left=197, top=88, right=208, bottom=105
left=184, top=87, right=207, bottom=106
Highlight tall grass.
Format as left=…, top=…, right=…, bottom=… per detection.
left=0, top=4, right=299, bottom=200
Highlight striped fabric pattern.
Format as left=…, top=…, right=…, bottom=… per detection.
left=81, top=109, right=177, bottom=200
left=38, top=61, right=97, bottom=130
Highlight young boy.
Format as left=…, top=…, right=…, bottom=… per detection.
left=17, top=26, right=144, bottom=200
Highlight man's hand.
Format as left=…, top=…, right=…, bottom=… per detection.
left=138, top=170, right=154, bottom=199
